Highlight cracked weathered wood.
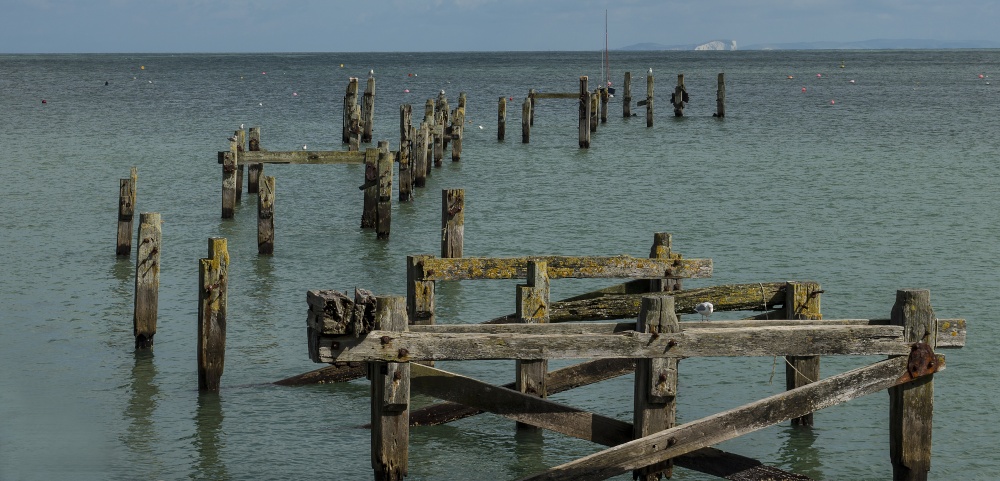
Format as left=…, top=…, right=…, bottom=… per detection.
left=889, top=289, right=935, bottom=481
left=198, top=237, right=228, bottom=391
left=371, top=296, right=409, bottom=481
left=441, top=189, right=464, bottom=258
left=116, top=167, right=137, bottom=256
left=634, top=296, right=679, bottom=479
left=516, top=355, right=942, bottom=481
left=415, top=255, right=712, bottom=281
left=257, top=176, right=274, bottom=255
left=785, top=281, right=822, bottom=426
left=133, top=212, right=160, bottom=348
left=579, top=76, right=590, bottom=147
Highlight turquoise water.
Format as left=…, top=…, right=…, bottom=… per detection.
left=0, top=50, right=997, bottom=480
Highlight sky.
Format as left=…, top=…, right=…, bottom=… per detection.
left=1, top=0, right=997, bottom=53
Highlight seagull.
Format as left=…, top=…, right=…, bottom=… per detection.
left=227, top=135, right=238, bottom=143
left=694, top=302, right=714, bottom=321
left=478, top=125, right=483, bottom=129
left=302, top=144, right=307, bottom=150
left=240, top=123, right=244, bottom=129
left=648, top=67, right=653, bottom=75
left=369, top=69, right=374, bottom=78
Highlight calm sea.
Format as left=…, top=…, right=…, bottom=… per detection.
left=1, top=50, right=997, bottom=480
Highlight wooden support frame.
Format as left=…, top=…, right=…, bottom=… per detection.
left=370, top=296, right=409, bottom=481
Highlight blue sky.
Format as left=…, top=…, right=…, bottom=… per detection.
left=2, top=0, right=996, bottom=53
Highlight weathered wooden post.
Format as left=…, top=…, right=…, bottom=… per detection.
left=497, top=96, right=507, bottom=141
left=414, top=122, right=428, bottom=188
left=362, top=72, right=375, bottom=143
left=116, top=167, right=137, bottom=256
left=646, top=71, right=654, bottom=127
left=349, top=104, right=362, bottom=152
left=229, top=133, right=244, bottom=203
left=785, top=281, right=822, bottom=426
left=634, top=295, right=679, bottom=480
left=671, top=74, right=688, bottom=117
left=133, top=212, right=161, bottom=349
left=257, top=176, right=275, bottom=255
left=435, top=93, right=448, bottom=162
left=451, top=105, right=465, bottom=161
left=220, top=151, right=236, bottom=219
left=649, top=232, right=682, bottom=292
left=515, top=260, right=549, bottom=430
left=521, top=97, right=531, bottom=144
left=714, top=73, right=726, bottom=118
left=579, top=76, right=591, bottom=148
left=441, top=189, right=464, bottom=258
left=600, top=87, right=609, bottom=123
left=376, top=141, right=393, bottom=240
left=343, top=77, right=359, bottom=144
left=590, top=91, right=599, bottom=133
left=406, top=255, right=435, bottom=326
left=399, top=104, right=413, bottom=201
left=198, top=237, right=228, bottom=392
left=528, top=89, right=536, bottom=126
left=248, top=126, right=260, bottom=151
left=889, top=289, right=936, bottom=481
left=248, top=163, right=263, bottom=194
left=361, top=147, right=379, bottom=229
left=623, top=71, right=632, bottom=118
left=371, top=296, right=410, bottom=481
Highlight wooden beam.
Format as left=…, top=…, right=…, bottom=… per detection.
left=219, top=150, right=366, bottom=165
left=417, top=255, right=712, bottom=281
left=515, top=355, right=944, bottom=481
left=315, top=324, right=909, bottom=363
left=533, top=92, right=579, bottom=99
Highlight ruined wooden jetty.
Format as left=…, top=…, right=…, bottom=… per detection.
left=303, top=232, right=966, bottom=480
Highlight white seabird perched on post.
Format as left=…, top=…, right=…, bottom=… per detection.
left=694, top=301, right=714, bottom=321
left=648, top=67, right=653, bottom=75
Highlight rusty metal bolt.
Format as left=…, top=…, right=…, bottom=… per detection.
left=667, top=339, right=677, bottom=348
left=397, top=348, right=409, bottom=358
left=380, top=335, right=392, bottom=346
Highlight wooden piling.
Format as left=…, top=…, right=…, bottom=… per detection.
left=521, top=97, right=531, bottom=144
left=376, top=142, right=393, bottom=240
left=257, top=175, right=275, bottom=255
left=133, top=212, right=160, bottom=349
left=579, top=76, right=590, bottom=148
left=248, top=126, right=260, bottom=151
left=528, top=89, right=536, bottom=126
left=414, top=122, right=428, bottom=188
left=600, top=87, right=609, bottom=123
left=361, top=147, right=378, bottom=229
left=515, top=260, right=549, bottom=430
left=116, top=167, right=137, bottom=256
left=646, top=73, right=654, bottom=127
left=221, top=151, right=236, bottom=219
left=198, top=237, right=229, bottom=392
left=784, top=281, right=822, bottom=426
left=248, top=162, right=263, bottom=194
left=590, top=92, right=599, bottom=133
left=672, top=74, right=688, bottom=117
left=343, top=77, right=359, bottom=144
left=714, top=73, right=726, bottom=118
left=649, top=232, right=681, bottom=292
left=451, top=106, right=464, bottom=161
left=623, top=72, right=632, bottom=118
left=371, top=296, right=410, bottom=481
left=437, top=93, right=450, bottom=150
left=362, top=74, right=375, bottom=143
left=634, top=295, right=679, bottom=480
left=407, top=255, right=435, bottom=326
left=349, top=104, right=362, bottom=152
left=441, top=189, right=464, bottom=258
left=399, top=104, right=413, bottom=201
left=889, top=289, right=936, bottom=481
left=230, top=132, right=243, bottom=203
left=497, top=97, right=507, bottom=141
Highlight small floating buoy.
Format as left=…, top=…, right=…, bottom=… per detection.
left=408, top=73, right=413, bottom=77
left=787, top=75, right=794, bottom=79
left=340, top=64, right=344, bottom=68
left=979, top=74, right=985, bottom=79
left=849, top=79, right=855, bottom=84
left=140, top=65, right=145, bottom=70
left=816, top=73, right=822, bottom=78
left=509, top=96, right=513, bottom=101
left=404, top=89, right=410, bottom=93
left=262, top=71, right=266, bottom=75
left=258, top=102, right=263, bottom=106
left=105, top=80, right=109, bottom=86
left=801, top=87, right=807, bottom=92
left=830, top=99, right=835, bottom=105
left=41, top=99, right=47, bottom=104
left=292, top=92, right=298, bottom=96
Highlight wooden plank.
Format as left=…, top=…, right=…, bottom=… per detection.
left=533, top=92, right=579, bottom=99
left=515, top=355, right=944, bottom=481
left=315, top=324, right=909, bottom=363
left=218, top=150, right=366, bottom=164
left=418, top=255, right=712, bottom=281
left=410, top=363, right=632, bottom=446
left=133, top=212, right=160, bottom=348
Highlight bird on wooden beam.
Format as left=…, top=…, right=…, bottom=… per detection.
left=695, top=301, right=714, bottom=321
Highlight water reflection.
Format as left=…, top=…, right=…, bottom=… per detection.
left=776, top=425, right=823, bottom=479
left=512, top=426, right=547, bottom=475
left=123, top=350, right=160, bottom=474
left=192, top=392, right=229, bottom=481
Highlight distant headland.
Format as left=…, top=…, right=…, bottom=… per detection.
left=620, top=38, right=1000, bottom=50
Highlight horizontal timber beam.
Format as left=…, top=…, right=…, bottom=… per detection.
left=531, top=92, right=579, bottom=99
left=217, top=150, right=366, bottom=164
left=315, top=323, right=909, bottom=362
left=417, top=255, right=712, bottom=281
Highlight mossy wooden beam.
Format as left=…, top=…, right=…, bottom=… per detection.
left=315, top=324, right=908, bottom=363
left=417, top=255, right=712, bottom=281
left=218, top=150, right=366, bottom=165
left=532, top=92, right=579, bottom=99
